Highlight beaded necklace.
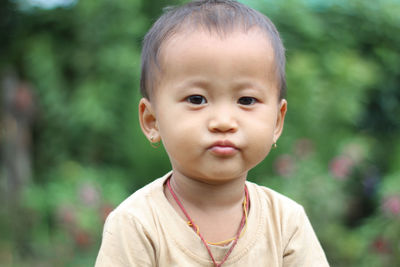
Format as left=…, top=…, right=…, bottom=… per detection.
left=166, top=178, right=249, bottom=267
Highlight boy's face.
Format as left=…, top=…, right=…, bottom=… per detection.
left=139, top=29, right=287, bottom=184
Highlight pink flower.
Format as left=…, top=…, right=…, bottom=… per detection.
left=371, top=236, right=391, bottom=254
left=382, top=195, right=400, bottom=216
left=57, top=205, right=76, bottom=226
left=329, top=155, right=354, bottom=180
left=294, top=138, right=314, bottom=158
left=274, top=154, right=295, bottom=177
left=78, top=182, right=101, bottom=207
left=73, top=228, right=92, bottom=249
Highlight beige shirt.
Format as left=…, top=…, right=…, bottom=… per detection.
left=95, top=172, right=329, bottom=266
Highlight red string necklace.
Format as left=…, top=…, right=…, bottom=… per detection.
left=166, top=177, right=249, bottom=267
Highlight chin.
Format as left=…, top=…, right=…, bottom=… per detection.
left=198, top=170, right=247, bottom=184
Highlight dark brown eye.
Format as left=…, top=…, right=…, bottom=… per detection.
left=238, top=96, right=257, bottom=105
left=187, top=95, right=207, bottom=105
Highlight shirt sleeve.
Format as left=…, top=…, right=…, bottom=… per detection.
left=95, top=210, right=156, bottom=267
left=282, top=206, right=330, bottom=267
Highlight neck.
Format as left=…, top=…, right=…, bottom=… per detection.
left=164, top=170, right=249, bottom=244
left=168, top=171, right=247, bottom=211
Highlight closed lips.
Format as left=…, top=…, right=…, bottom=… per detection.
left=209, top=140, right=239, bottom=155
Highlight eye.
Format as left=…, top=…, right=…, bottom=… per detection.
left=238, top=96, right=257, bottom=106
left=186, top=95, right=207, bottom=105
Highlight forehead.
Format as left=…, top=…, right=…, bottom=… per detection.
left=158, top=28, right=276, bottom=80
left=161, top=26, right=272, bottom=58
left=150, top=28, right=279, bottom=101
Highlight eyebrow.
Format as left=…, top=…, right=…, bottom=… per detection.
left=174, top=77, right=212, bottom=90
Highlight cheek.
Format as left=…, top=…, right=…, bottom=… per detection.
left=158, top=119, right=199, bottom=154
left=244, top=121, right=275, bottom=162
left=248, top=140, right=273, bottom=166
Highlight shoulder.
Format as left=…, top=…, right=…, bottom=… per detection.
left=105, top=172, right=171, bottom=230
left=246, top=182, right=329, bottom=266
left=246, top=181, right=304, bottom=217
left=95, top=172, right=172, bottom=266
left=246, top=181, right=310, bottom=247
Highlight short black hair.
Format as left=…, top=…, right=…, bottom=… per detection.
left=140, top=0, right=286, bottom=100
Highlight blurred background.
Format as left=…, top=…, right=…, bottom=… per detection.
left=0, top=0, right=399, bottom=266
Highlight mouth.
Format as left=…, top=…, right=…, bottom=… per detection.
left=208, top=140, right=239, bottom=156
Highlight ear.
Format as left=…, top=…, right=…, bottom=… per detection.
left=139, top=98, right=161, bottom=143
left=273, top=99, right=287, bottom=143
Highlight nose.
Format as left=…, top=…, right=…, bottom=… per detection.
left=208, top=108, right=238, bottom=133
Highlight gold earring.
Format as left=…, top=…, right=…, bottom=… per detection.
left=150, top=136, right=160, bottom=148
left=273, top=142, right=277, bottom=149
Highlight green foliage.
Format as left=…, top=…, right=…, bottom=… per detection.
left=16, top=161, right=127, bottom=266
left=0, top=0, right=399, bottom=266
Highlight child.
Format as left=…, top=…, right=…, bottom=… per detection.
left=96, top=0, right=329, bottom=266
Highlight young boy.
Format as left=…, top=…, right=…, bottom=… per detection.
left=96, top=0, right=329, bottom=266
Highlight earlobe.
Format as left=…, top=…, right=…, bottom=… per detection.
left=273, top=99, right=287, bottom=143
left=139, top=98, right=161, bottom=143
